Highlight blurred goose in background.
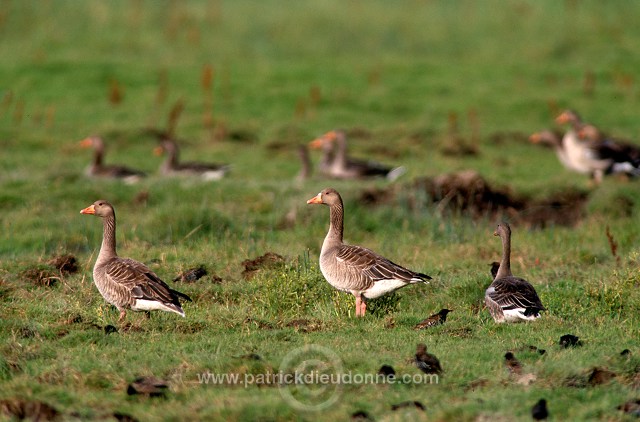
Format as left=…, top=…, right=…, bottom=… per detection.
left=80, top=200, right=191, bottom=322
left=79, top=136, right=146, bottom=183
left=554, top=110, right=640, bottom=181
left=307, top=188, right=430, bottom=317
left=154, top=137, right=230, bottom=180
left=485, top=222, right=545, bottom=323
left=308, top=130, right=405, bottom=181
left=296, top=144, right=312, bottom=182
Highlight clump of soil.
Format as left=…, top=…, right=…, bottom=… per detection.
left=47, top=254, right=78, bottom=275
left=358, top=170, right=589, bottom=228
left=241, top=252, right=286, bottom=280
left=0, top=399, right=59, bottom=421
left=173, top=266, right=208, bottom=282
left=284, top=318, right=323, bottom=333
left=20, top=267, right=59, bottom=287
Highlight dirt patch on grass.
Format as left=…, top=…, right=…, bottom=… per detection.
left=0, top=399, right=60, bottom=421
left=20, top=267, right=59, bottom=287
left=47, top=254, right=78, bottom=275
left=284, top=318, right=323, bottom=332
left=358, top=170, right=589, bottom=228
left=241, top=252, right=286, bottom=280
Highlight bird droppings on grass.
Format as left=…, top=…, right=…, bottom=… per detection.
left=0, top=399, right=60, bottom=421
left=559, top=334, right=583, bottom=348
left=241, top=252, right=286, bottom=280
left=47, top=254, right=78, bottom=275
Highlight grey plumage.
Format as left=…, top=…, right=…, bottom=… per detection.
left=155, top=137, right=230, bottom=180
left=81, top=200, right=191, bottom=322
left=79, top=136, right=146, bottom=183
left=307, top=188, right=430, bottom=317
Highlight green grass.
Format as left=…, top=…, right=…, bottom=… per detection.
left=2, top=1, right=640, bottom=420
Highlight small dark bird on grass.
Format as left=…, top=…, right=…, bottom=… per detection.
left=587, top=367, right=616, bottom=386
left=350, top=410, right=373, bottom=421
left=618, top=399, right=640, bottom=417
left=531, top=398, right=548, bottom=420
left=559, top=334, right=582, bottom=348
left=490, top=261, right=500, bottom=279
left=104, top=324, right=118, bottom=335
left=414, top=308, right=452, bottom=329
left=391, top=401, right=425, bottom=411
left=620, top=349, right=631, bottom=357
left=377, top=364, right=396, bottom=378
left=234, top=353, right=262, bottom=361
left=127, top=376, right=169, bottom=397
left=173, top=266, right=208, bottom=282
left=504, top=352, right=522, bottom=375
left=415, top=343, right=442, bottom=374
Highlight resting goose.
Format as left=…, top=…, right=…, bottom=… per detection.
left=307, top=188, right=431, bottom=317
left=309, top=130, right=405, bottom=181
left=577, top=124, right=640, bottom=177
left=485, top=222, right=545, bottom=323
left=154, top=138, right=230, bottom=180
left=296, top=144, right=312, bottom=182
left=80, top=200, right=191, bottom=322
left=79, top=136, right=146, bottom=183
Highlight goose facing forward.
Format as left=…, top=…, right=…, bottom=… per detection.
left=309, top=130, right=405, bottom=181
left=154, top=138, right=230, bottom=180
left=485, top=222, right=545, bottom=323
left=80, top=200, right=191, bottom=322
left=80, top=136, right=147, bottom=183
left=307, top=188, right=431, bottom=317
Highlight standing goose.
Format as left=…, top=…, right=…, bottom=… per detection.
left=80, top=200, right=191, bottom=322
left=309, top=130, right=405, bottom=181
left=577, top=124, right=640, bottom=177
left=79, top=136, right=147, bottom=183
left=485, top=222, right=545, bottom=323
left=154, top=137, right=230, bottom=180
left=307, top=188, right=431, bottom=317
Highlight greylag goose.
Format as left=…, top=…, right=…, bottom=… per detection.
left=307, top=188, right=430, bottom=317
left=414, top=308, right=452, bottom=329
left=80, top=200, right=191, bottom=322
left=309, top=130, right=405, bottom=181
left=154, top=138, right=230, bottom=180
left=296, top=144, right=312, bottom=182
left=414, top=343, right=442, bottom=375
left=577, top=124, right=640, bottom=177
left=80, top=136, right=146, bottom=183
left=485, top=222, right=545, bottom=323
left=554, top=110, right=632, bottom=182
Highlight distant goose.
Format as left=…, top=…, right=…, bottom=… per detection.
left=309, top=130, right=405, bottom=181
left=80, top=136, right=146, bottom=183
left=485, top=222, right=545, bottom=323
left=554, top=110, right=640, bottom=182
left=154, top=138, right=230, bottom=180
left=80, top=200, right=191, bottom=322
left=296, top=144, right=312, bottom=182
left=307, top=188, right=430, bottom=316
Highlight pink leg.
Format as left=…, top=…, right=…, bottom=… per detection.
left=118, top=309, right=126, bottom=323
left=360, top=300, right=367, bottom=316
left=355, top=296, right=362, bottom=317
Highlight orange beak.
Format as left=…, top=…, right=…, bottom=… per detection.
left=308, top=138, right=325, bottom=149
left=153, top=146, right=165, bottom=156
left=529, top=133, right=541, bottom=143
left=79, top=138, right=93, bottom=148
left=80, top=204, right=95, bottom=215
left=555, top=112, right=570, bottom=124
left=306, top=193, right=323, bottom=204
left=493, top=230, right=499, bottom=236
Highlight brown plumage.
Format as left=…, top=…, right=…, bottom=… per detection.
left=127, top=376, right=169, bottom=397
left=307, top=188, right=431, bottom=317
left=79, top=136, right=146, bottom=183
left=414, top=308, right=452, bottom=329
left=154, top=137, right=229, bottom=180
left=485, top=222, right=545, bottom=323
left=414, top=343, right=442, bottom=374
left=80, top=200, right=191, bottom=322
left=308, top=130, right=405, bottom=181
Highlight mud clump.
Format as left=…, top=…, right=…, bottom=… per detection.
left=241, top=252, right=286, bottom=280
left=48, top=254, right=78, bottom=275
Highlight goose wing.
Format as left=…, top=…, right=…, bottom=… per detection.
left=103, top=257, right=191, bottom=305
left=486, top=276, right=544, bottom=311
left=336, top=244, right=431, bottom=286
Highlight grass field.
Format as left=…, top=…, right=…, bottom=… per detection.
left=2, top=1, right=640, bottom=420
